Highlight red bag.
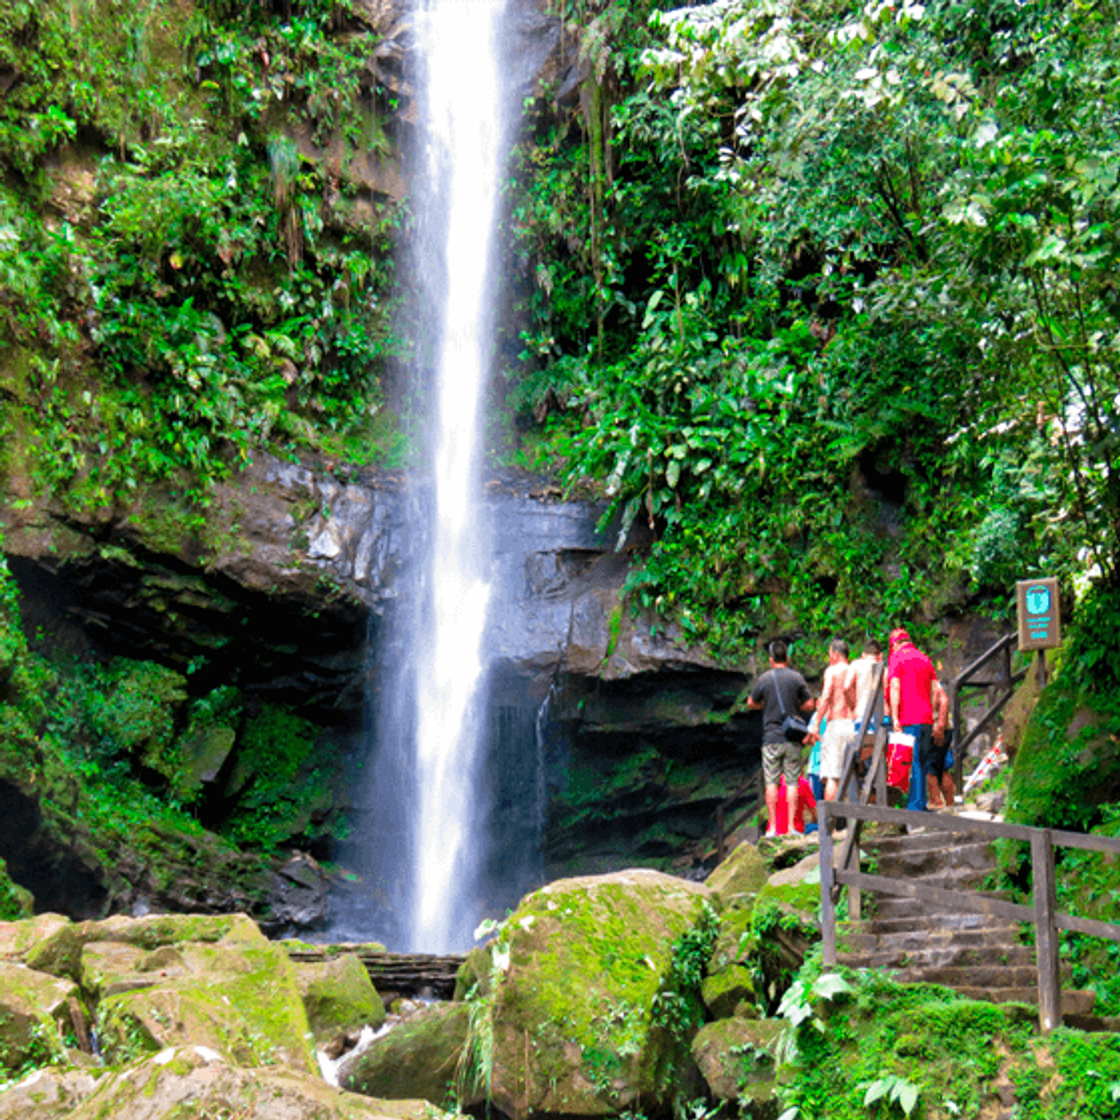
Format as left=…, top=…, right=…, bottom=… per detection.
left=887, top=733, right=914, bottom=789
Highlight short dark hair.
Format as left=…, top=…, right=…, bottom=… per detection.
left=768, top=638, right=789, bottom=663
left=864, top=639, right=882, bottom=656
left=831, top=638, right=850, bottom=659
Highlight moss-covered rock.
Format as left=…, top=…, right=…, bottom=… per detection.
left=0, top=913, right=72, bottom=965
left=690, top=1017, right=782, bottom=1104
left=0, top=1045, right=456, bottom=1119
left=340, top=1000, right=472, bottom=1108
left=0, top=962, right=79, bottom=1072
left=453, top=945, right=493, bottom=1001
left=88, top=917, right=317, bottom=1072
left=173, top=722, right=237, bottom=802
left=485, top=868, right=714, bottom=1119
left=27, top=912, right=260, bottom=983
left=756, top=853, right=821, bottom=927
left=705, top=840, right=769, bottom=905
left=707, top=903, right=754, bottom=975
left=294, top=952, right=386, bottom=1043
left=701, top=965, right=757, bottom=1020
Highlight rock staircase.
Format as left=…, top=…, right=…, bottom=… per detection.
left=835, top=823, right=1098, bottom=1018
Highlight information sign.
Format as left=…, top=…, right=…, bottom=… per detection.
left=1016, top=578, right=1061, bottom=651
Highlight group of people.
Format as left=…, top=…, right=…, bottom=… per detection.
left=747, top=630, right=953, bottom=838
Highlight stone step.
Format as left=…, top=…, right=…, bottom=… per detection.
left=838, top=944, right=1035, bottom=971
left=951, top=986, right=1097, bottom=1017
left=850, top=911, right=1020, bottom=935
left=858, top=963, right=1042, bottom=988
left=872, top=889, right=1013, bottom=920
left=866, top=829, right=995, bottom=856
left=870, top=836, right=996, bottom=874
left=863, top=865, right=998, bottom=896
left=842, top=922, right=1025, bottom=949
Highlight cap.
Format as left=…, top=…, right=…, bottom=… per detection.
left=889, top=628, right=911, bottom=649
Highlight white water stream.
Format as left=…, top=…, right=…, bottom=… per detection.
left=409, top=0, right=508, bottom=952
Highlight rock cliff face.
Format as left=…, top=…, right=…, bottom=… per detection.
left=0, top=452, right=759, bottom=922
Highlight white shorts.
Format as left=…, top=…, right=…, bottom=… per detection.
left=820, top=718, right=855, bottom=781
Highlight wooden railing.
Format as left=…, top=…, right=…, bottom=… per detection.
left=947, top=633, right=1027, bottom=793
left=711, top=634, right=1034, bottom=868
left=819, top=800, right=1120, bottom=1031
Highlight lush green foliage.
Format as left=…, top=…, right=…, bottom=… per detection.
left=0, top=550, right=340, bottom=891
left=775, top=959, right=1120, bottom=1120
left=651, top=900, right=718, bottom=1038
left=0, top=0, right=406, bottom=512
left=220, top=703, right=342, bottom=851
left=504, top=0, right=1120, bottom=657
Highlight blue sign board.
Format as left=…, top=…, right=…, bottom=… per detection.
left=1017, top=578, right=1061, bottom=650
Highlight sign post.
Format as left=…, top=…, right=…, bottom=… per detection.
left=1016, top=578, right=1061, bottom=687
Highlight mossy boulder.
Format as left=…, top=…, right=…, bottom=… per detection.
left=453, top=945, right=493, bottom=1001
left=707, top=903, right=753, bottom=975
left=0, top=962, right=79, bottom=1072
left=340, top=1000, right=472, bottom=1108
left=88, top=918, right=317, bottom=1072
left=0, top=913, right=73, bottom=965
left=691, top=1017, right=782, bottom=1105
left=294, top=952, right=386, bottom=1042
left=705, top=841, right=769, bottom=904
left=173, top=722, right=237, bottom=801
left=757, top=853, right=821, bottom=927
left=26, top=912, right=259, bottom=982
left=701, top=965, right=757, bottom=1020
left=0, top=1045, right=456, bottom=1119
left=486, top=868, right=714, bottom=1119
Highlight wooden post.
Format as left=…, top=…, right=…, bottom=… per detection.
left=950, top=680, right=963, bottom=801
left=820, top=802, right=836, bottom=965
left=1035, top=649, right=1048, bottom=689
left=875, top=722, right=888, bottom=808
left=1031, top=828, right=1061, bottom=1031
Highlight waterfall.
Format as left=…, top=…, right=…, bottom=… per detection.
left=407, top=0, right=509, bottom=952
left=326, top=0, right=513, bottom=953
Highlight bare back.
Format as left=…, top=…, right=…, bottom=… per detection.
left=846, top=656, right=879, bottom=721
left=819, top=660, right=856, bottom=722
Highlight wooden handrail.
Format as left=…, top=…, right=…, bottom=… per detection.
left=949, top=632, right=1022, bottom=792
left=818, top=800, right=1120, bottom=1031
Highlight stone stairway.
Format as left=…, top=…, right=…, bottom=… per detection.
left=836, top=823, right=1098, bottom=1018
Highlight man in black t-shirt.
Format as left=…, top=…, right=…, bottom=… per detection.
left=747, top=638, right=816, bottom=838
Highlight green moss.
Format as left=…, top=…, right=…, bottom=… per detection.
left=1007, top=678, right=1120, bottom=830
left=0, top=859, right=34, bottom=921
left=489, top=873, right=714, bottom=1113
left=780, top=965, right=1045, bottom=1119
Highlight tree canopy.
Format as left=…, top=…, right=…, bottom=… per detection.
left=505, top=0, right=1120, bottom=657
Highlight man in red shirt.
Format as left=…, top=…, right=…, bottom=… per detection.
left=886, top=629, right=948, bottom=815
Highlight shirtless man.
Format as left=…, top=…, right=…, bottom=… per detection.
left=845, top=639, right=883, bottom=730
left=807, top=639, right=856, bottom=801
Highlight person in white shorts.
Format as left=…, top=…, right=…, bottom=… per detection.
left=807, top=638, right=857, bottom=802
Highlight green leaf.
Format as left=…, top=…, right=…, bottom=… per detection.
left=864, top=1078, right=890, bottom=1106
left=897, top=1079, right=920, bottom=1116
left=812, top=972, right=852, bottom=999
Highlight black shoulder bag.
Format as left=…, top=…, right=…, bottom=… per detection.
left=774, top=669, right=810, bottom=744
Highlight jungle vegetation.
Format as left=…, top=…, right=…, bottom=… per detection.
left=1, top=0, right=1119, bottom=1097
left=2, top=0, right=1120, bottom=661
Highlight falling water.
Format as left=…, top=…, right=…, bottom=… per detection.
left=325, top=0, right=514, bottom=952
left=408, top=0, right=509, bottom=952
